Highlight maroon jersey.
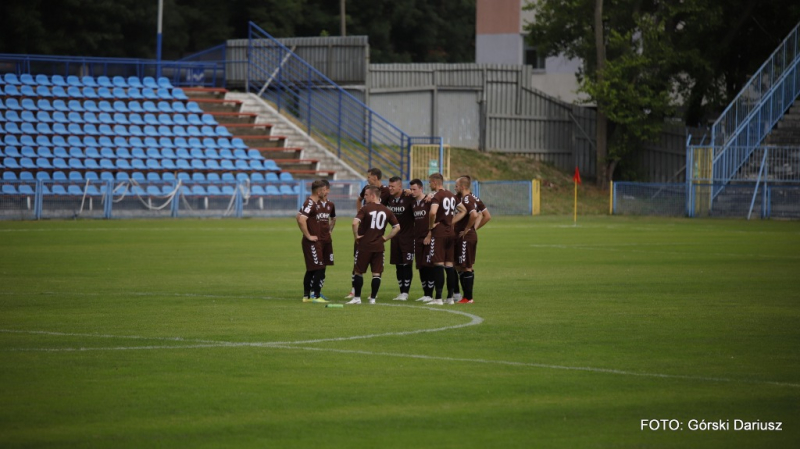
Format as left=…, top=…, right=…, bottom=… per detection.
left=430, top=188, right=457, bottom=232
left=359, top=185, right=392, bottom=206
left=355, top=202, right=399, bottom=252
left=298, top=196, right=320, bottom=239
left=454, top=193, right=479, bottom=234
left=316, top=199, right=336, bottom=242
left=412, top=198, right=431, bottom=240
left=386, top=193, right=415, bottom=240
left=474, top=196, right=488, bottom=213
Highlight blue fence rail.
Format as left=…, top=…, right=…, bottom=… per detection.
left=0, top=53, right=225, bottom=88
left=708, top=21, right=800, bottom=198
left=246, top=22, right=434, bottom=180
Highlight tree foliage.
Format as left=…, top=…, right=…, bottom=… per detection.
left=525, top=0, right=800, bottom=181
left=0, top=0, right=475, bottom=63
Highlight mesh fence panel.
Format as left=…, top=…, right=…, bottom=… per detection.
left=769, top=186, right=800, bottom=218
left=476, top=181, right=532, bottom=215
left=0, top=180, right=37, bottom=220
left=614, top=183, right=686, bottom=216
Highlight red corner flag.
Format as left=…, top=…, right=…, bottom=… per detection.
left=573, top=167, right=581, bottom=184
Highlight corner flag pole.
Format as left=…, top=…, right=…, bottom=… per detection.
left=573, top=167, right=581, bottom=226
left=156, top=0, right=164, bottom=79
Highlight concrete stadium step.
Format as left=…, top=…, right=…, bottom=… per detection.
left=275, top=159, right=319, bottom=171
left=182, top=87, right=228, bottom=100
left=224, top=123, right=274, bottom=136
left=224, top=92, right=361, bottom=180
left=207, top=111, right=258, bottom=124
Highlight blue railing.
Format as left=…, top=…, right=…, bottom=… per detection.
left=246, top=22, right=423, bottom=179
left=0, top=53, right=225, bottom=88
left=709, top=21, right=800, bottom=197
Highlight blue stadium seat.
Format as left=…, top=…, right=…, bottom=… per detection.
left=81, top=76, right=97, bottom=87
left=175, top=148, right=191, bottom=159
left=68, top=171, right=84, bottom=181
left=20, top=85, right=36, bottom=97
left=21, top=111, right=37, bottom=123
left=67, top=100, right=84, bottom=112
left=143, top=113, right=159, bottom=126
left=279, top=185, right=294, bottom=195
left=236, top=173, right=249, bottom=182
left=35, top=135, right=52, bottom=147
left=142, top=88, right=158, bottom=100
left=37, top=111, right=53, bottom=123
left=175, top=159, right=190, bottom=170
left=187, top=102, right=203, bottom=114
left=201, top=114, right=217, bottom=126
left=145, top=148, right=160, bottom=159
left=116, top=172, right=130, bottom=181
left=21, top=147, right=36, bottom=158
left=51, top=86, right=68, bottom=98
left=52, top=112, right=69, bottom=124
left=112, top=76, right=127, bottom=88
left=5, top=122, right=22, bottom=134
left=53, top=147, right=69, bottom=158
left=50, top=185, right=68, bottom=195
left=51, top=171, right=66, bottom=182
left=157, top=101, right=172, bottom=113
left=97, top=76, right=113, bottom=88
left=161, top=148, right=177, bottom=159
left=53, top=158, right=68, bottom=170
left=186, top=114, right=203, bottom=126
left=280, top=172, right=294, bottom=181
left=114, top=136, right=129, bottom=148
left=215, top=125, right=232, bottom=137
left=251, top=173, right=265, bottom=182
left=65, top=76, right=81, bottom=86
left=4, top=135, right=20, bottom=147
left=98, top=113, right=114, bottom=125
left=113, top=100, right=129, bottom=112
left=131, top=172, right=145, bottom=182
left=99, top=125, right=115, bottom=136
left=218, top=149, right=235, bottom=160
left=158, top=125, right=173, bottom=137
left=143, top=77, right=158, bottom=89
left=52, top=136, right=68, bottom=147
left=250, top=185, right=266, bottom=196
left=128, top=102, right=144, bottom=114
left=20, top=157, right=36, bottom=169
left=100, top=147, right=115, bottom=159
left=248, top=149, right=264, bottom=160
left=84, top=101, right=100, bottom=113
left=233, top=149, right=248, bottom=160
left=190, top=159, right=206, bottom=170
left=84, top=171, right=99, bottom=181
left=4, top=85, right=21, bottom=96
left=172, top=115, right=188, bottom=126
left=99, top=171, right=114, bottom=181
left=20, top=136, right=37, bottom=147
left=158, top=113, right=173, bottom=126
left=3, top=171, right=18, bottom=181
left=100, top=159, right=115, bottom=170
left=142, top=101, right=158, bottom=113
left=146, top=159, right=161, bottom=170
left=249, top=160, right=264, bottom=170
left=36, top=122, right=53, bottom=135
left=98, top=101, right=114, bottom=113
left=205, top=159, right=220, bottom=170
left=266, top=172, right=284, bottom=184
left=192, top=172, right=206, bottom=182
left=234, top=160, right=248, bottom=170
left=67, top=124, right=83, bottom=136
left=126, top=125, right=142, bottom=137
left=116, top=148, right=132, bottom=159
left=84, top=136, right=100, bottom=147
left=84, top=159, right=100, bottom=170
left=4, top=110, right=21, bottom=122
left=208, top=185, right=224, bottom=195
left=176, top=172, right=191, bottom=181
left=131, top=148, right=147, bottom=159
left=127, top=76, right=143, bottom=88
left=231, top=138, right=248, bottom=150
left=85, top=185, right=101, bottom=196
left=20, top=74, right=35, bottom=85
left=82, top=87, right=98, bottom=99
left=146, top=172, right=161, bottom=182
left=185, top=138, right=202, bottom=150
left=127, top=88, right=143, bottom=100
left=220, top=160, right=234, bottom=171
left=172, top=89, right=189, bottom=101
left=21, top=99, right=37, bottom=111
left=157, top=77, right=173, bottom=89
left=113, top=113, right=129, bottom=125
left=3, top=157, right=20, bottom=169
left=2, top=185, right=18, bottom=195
left=4, top=147, right=21, bottom=158
left=67, top=147, right=83, bottom=158
left=67, top=185, right=83, bottom=196
left=146, top=185, right=162, bottom=196
left=190, top=148, right=204, bottom=159
left=6, top=98, right=22, bottom=110
left=83, top=124, right=100, bottom=135
left=200, top=125, right=216, bottom=137
left=4, top=73, right=21, bottom=85
left=190, top=185, right=207, bottom=196
left=37, top=147, right=53, bottom=158
left=128, top=137, right=145, bottom=148
left=52, top=100, right=69, bottom=112
left=202, top=137, right=219, bottom=149
left=156, top=88, right=173, bottom=100
left=160, top=159, right=176, bottom=170
left=204, top=149, right=220, bottom=159
left=19, top=171, right=34, bottom=181
left=129, top=113, right=144, bottom=126
left=173, top=137, right=189, bottom=149
left=84, top=147, right=101, bottom=158
left=52, top=75, right=67, bottom=86
left=172, top=102, right=188, bottom=114
left=68, top=158, right=84, bottom=169
left=120, top=158, right=136, bottom=170
left=67, top=86, right=83, bottom=98
left=186, top=126, right=202, bottom=137
left=36, top=86, right=52, bottom=98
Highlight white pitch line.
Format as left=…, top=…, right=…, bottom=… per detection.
left=529, top=244, right=800, bottom=260
left=269, top=344, right=800, bottom=389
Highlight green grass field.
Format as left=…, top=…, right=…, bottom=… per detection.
left=1, top=216, right=799, bottom=448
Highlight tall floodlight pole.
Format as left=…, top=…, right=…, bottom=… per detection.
left=340, top=0, right=346, bottom=36
left=156, top=0, right=164, bottom=78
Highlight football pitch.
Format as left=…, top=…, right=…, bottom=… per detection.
left=1, top=216, right=798, bottom=448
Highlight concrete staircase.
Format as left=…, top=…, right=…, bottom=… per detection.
left=765, top=100, right=800, bottom=145
left=225, top=92, right=361, bottom=180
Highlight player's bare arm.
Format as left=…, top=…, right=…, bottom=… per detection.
left=383, top=224, right=401, bottom=242
left=475, top=209, right=492, bottom=230
left=452, top=203, right=467, bottom=224
left=460, top=210, right=479, bottom=238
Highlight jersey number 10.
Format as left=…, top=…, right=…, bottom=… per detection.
left=369, top=211, right=387, bottom=229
